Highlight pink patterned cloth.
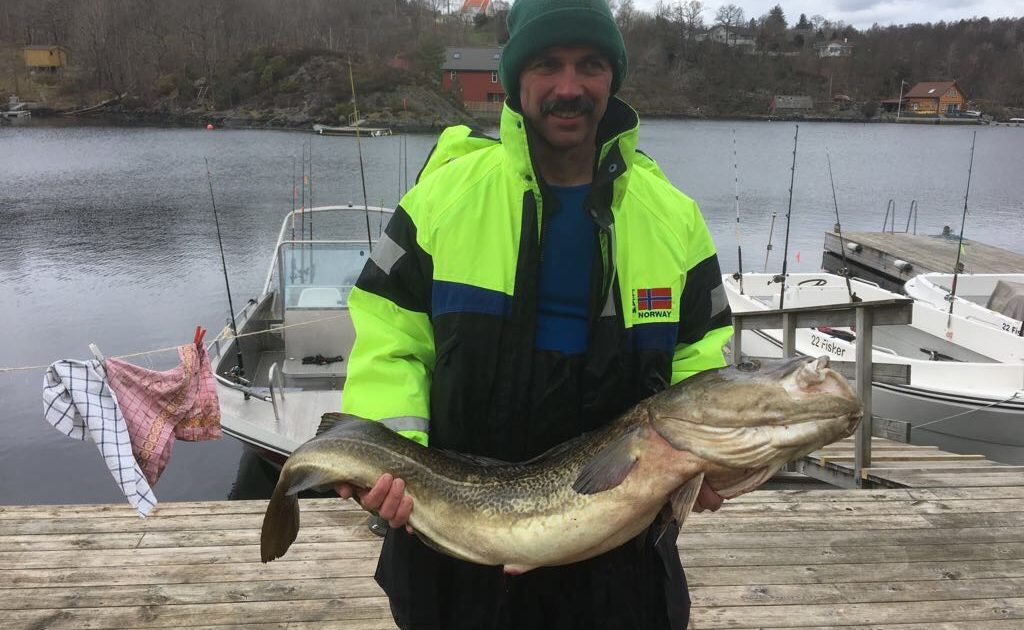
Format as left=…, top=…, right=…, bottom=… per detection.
left=105, top=344, right=222, bottom=485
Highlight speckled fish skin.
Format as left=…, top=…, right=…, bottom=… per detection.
left=260, top=356, right=862, bottom=572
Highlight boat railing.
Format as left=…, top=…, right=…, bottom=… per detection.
left=880, top=199, right=918, bottom=234
left=268, top=361, right=285, bottom=425
left=731, top=298, right=915, bottom=488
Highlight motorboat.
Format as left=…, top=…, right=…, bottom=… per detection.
left=209, top=205, right=393, bottom=464
left=725, top=272, right=1024, bottom=464
left=312, top=123, right=392, bottom=137
left=905, top=273, right=1024, bottom=337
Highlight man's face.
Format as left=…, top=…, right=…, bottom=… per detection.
left=518, top=45, right=613, bottom=152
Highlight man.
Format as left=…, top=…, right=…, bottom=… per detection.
left=337, top=0, right=733, bottom=627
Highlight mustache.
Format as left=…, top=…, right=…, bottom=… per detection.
left=539, top=96, right=595, bottom=116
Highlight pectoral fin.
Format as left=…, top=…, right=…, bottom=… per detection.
left=572, top=428, right=641, bottom=495
left=654, top=472, right=704, bottom=545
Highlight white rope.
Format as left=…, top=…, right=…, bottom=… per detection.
left=0, top=313, right=348, bottom=374
left=912, top=391, right=1022, bottom=431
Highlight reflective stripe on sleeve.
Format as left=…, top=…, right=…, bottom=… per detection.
left=370, top=233, right=406, bottom=275
left=379, top=416, right=430, bottom=434
left=709, top=283, right=729, bottom=319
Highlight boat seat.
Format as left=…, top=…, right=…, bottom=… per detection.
left=296, top=287, right=344, bottom=308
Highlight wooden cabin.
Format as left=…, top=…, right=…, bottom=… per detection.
left=441, top=47, right=505, bottom=113
left=23, top=45, right=68, bottom=71
left=903, top=81, right=968, bottom=115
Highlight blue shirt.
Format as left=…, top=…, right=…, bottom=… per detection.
left=534, top=183, right=595, bottom=354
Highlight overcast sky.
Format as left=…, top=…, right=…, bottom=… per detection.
left=631, top=0, right=1024, bottom=30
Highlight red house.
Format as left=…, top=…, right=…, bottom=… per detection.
left=441, top=47, right=505, bottom=112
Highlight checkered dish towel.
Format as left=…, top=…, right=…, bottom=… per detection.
left=104, top=344, right=222, bottom=486
left=43, top=359, right=157, bottom=516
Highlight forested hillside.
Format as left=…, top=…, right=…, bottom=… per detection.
left=2, top=0, right=1022, bottom=124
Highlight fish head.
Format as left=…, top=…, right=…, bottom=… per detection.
left=646, top=356, right=863, bottom=474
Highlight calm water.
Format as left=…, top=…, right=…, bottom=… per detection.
left=2, top=119, right=1022, bottom=505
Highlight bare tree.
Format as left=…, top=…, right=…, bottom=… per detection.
left=715, top=4, right=745, bottom=44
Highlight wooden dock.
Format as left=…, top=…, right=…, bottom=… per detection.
left=822, top=230, right=1024, bottom=292
left=3, top=441, right=1023, bottom=629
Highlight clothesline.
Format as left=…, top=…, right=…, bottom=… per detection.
left=0, top=313, right=348, bottom=374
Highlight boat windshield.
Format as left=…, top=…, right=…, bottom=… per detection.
left=278, top=241, right=370, bottom=309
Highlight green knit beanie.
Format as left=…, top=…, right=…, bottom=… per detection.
left=499, top=0, right=628, bottom=103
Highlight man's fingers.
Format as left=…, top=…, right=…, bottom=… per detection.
left=378, top=477, right=406, bottom=520
left=697, top=481, right=724, bottom=512
left=360, top=473, right=394, bottom=510
left=335, top=483, right=353, bottom=499
left=390, top=494, right=414, bottom=528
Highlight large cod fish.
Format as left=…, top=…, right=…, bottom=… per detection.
left=261, top=356, right=861, bottom=573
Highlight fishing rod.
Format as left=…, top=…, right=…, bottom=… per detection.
left=947, top=130, right=977, bottom=334
left=348, top=58, right=374, bottom=253
left=204, top=158, right=244, bottom=380
left=732, top=128, right=744, bottom=295
left=308, top=141, right=316, bottom=282
left=778, top=125, right=799, bottom=310
left=309, top=141, right=315, bottom=241
left=290, top=156, right=297, bottom=283
left=825, top=149, right=858, bottom=303
left=763, top=212, right=777, bottom=272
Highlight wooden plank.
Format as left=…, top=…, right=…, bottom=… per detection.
left=891, top=473, right=1024, bottom=488
left=3, top=598, right=397, bottom=629
left=708, top=497, right=1024, bottom=516
left=758, top=622, right=1024, bottom=630
left=677, top=527, right=1024, bottom=549
left=690, top=576, right=1024, bottom=607
left=0, top=540, right=384, bottom=570
left=685, top=559, right=1024, bottom=586
left=0, top=499, right=354, bottom=520
left=825, top=361, right=912, bottom=386
left=820, top=453, right=988, bottom=464
left=691, top=597, right=1024, bottom=628
left=924, top=512, right=1024, bottom=529
left=0, top=577, right=385, bottom=610
left=681, top=542, right=1024, bottom=568
left=4, top=558, right=382, bottom=589
left=0, top=510, right=371, bottom=536
left=731, top=298, right=914, bottom=329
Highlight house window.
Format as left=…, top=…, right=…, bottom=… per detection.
left=450, top=70, right=457, bottom=81
left=491, top=71, right=498, bottom=83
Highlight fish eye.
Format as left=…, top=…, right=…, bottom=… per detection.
left=736, top=360, right=760, bottom=372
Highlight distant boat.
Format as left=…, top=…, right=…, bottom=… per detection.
left=725, top=272, right=1024, bottom=464
left=312, top=123, right=392, bottom=137
left=905, top=273, right=1024, bottom=337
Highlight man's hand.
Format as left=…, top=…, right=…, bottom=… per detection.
left=336, top=473, right=414, bottom=533
left=693, top=479, right=723, bottom=513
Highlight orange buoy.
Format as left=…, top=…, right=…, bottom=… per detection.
left=206, top=123, right=214, bottom=130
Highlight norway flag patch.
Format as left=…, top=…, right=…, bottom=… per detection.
left=636, top=287, right=673, bottom=311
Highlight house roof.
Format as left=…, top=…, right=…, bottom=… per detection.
left=461, top=0, right=491, bottom=12
left=905, top=81, right=959, bottom=99
left=441, top=47, right=502, bottom=71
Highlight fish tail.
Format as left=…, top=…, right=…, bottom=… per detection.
left=261, top=478, right=300, bottom=563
